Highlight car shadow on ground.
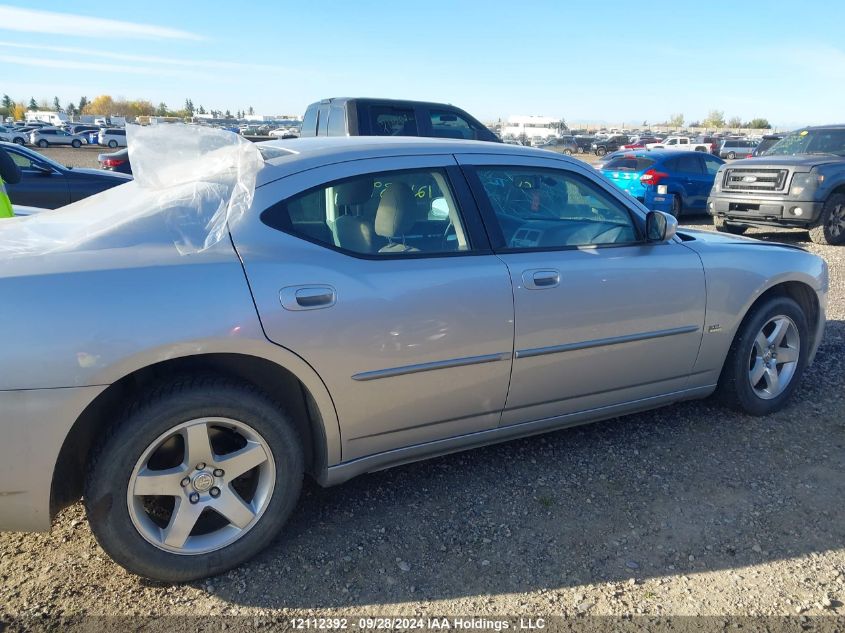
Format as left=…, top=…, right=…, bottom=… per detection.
left=181, top=319, right=845, bottom=609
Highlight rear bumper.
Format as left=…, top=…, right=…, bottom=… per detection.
left=0, top=386, right=105, bottom=532
left=707, top=193, right=824, bottom=226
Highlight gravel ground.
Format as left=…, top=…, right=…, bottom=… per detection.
left=2, top=152, right=844, bottom=628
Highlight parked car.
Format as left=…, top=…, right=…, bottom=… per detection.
left=0, top=136, right=827, bottom=582
left=539, top=135, right=579, bottom=155
left=98, top=148, right=132, bottom=174
left=573, top=135, right=595, bottom=153
left=593, top=149, right=629, bottom=171
left=600, top=149, right=725, bottom=217
left=30, top=127, right=89, bottom=148
left=752, top=134, right=785, bottom=157
left=708, top=125, right=845, bottom=244
left=646, top=136, right=711, bottom=153
left=0, top=125, right=28, bottom=145
left=98, top=128, right=127, bottom=148
left=694, top=136, right=722, bottom=155
left=0, top=141, right=131, bottom=208
left=591, top=135, right=629, bottom=156
left=620, top=136, right=660, bottom=150
left=719, top=138, right=759, bottom=159
left=301, top=97, right=500, bottom=142
left=67, top=124, right=102, bottom=137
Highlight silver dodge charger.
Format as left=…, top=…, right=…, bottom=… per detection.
left=0, top=136, right=828, bottom=581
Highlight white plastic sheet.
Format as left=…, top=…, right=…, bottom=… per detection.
left=0, top=124, right=264, bottom=258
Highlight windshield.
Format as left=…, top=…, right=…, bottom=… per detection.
left=766, top=128, right=845, bottom=156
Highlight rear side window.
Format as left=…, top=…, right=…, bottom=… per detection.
left=602, top=156, right=655, bottom=171
left=327, top=105, right=346, bottom=136
left=368, top=106, right=417, bottom=136
left=262, top=168, right=470, bottom=256
left=429, top=110, right=477, bottom=140
left=667, top=155, right=703, bottom=173
left=301, top=104, right=318, bottom=137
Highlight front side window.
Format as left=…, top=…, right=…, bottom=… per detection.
left=262, top=168, right=470, bottom=256
left=369, top=106, right=417, bottom=136
left=475, top=167, right=638, bottom=249
left=430, top=110, right=477, bottom=140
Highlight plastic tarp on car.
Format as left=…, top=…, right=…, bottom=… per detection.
left=0, top=124, right=264, bottom=258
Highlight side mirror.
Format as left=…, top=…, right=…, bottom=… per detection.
left=646, top=210, right=678, bottom=242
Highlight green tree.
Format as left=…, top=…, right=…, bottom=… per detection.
left=668, top=113, right=684, bottom=127
left=703, top=109, right=726, bottom=128
left=1, top=94, right=11, bottom=111
left=197, top=105, right=206, bottom=115
left=28, top=97, right=38, bottom=110
left=247, top=105, right=254, bottom=115
left=746, top=118, right=771, bottom=129
left=156, top=102, right=168, bottom=116
left=727, top=116, right=742, bottom=128
left=78, top=96, right=88, bottom=112
left=53, top=96, right=62, bottom=112
left=224, top=109, right=232, bottom=118
left=66, top=103, right=77, bottom=117
left=184, top=98, right=194, bottom=115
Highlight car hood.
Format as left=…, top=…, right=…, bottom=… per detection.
left=729, top=155, right=845, bottom=169
left=677, top=228, right=806, bottom=251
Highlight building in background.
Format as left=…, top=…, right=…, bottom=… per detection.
left=501, top=115, right=564, bottom=143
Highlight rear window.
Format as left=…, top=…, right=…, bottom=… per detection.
left=602, top=156, right=655, bottom=172
left=369, top=106, right=417, bottom=136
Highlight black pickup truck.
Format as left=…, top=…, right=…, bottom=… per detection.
left=707, top=125, right=845, bottom=245
left=300, top=97, right=500, bottom=142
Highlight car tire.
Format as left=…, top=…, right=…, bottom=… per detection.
left=71, top=139, right=81, bottom=148
left=108, top=140, right=118, bottom=148
left=84, top=376, right=304, bottom=582
left=596, top=147, right=607, bottom=157
left=669, top=194, right=682, bottom=218
left=37, top=140, right=48, bottom=148
left=13, top=137, right=25, bottom=145
left=727, top=151, right=736, bottom=159
left=713, top=215, right=748, bottom=235
left=563, top=149, right=573, bottom=156
left=808, top=193, right=845, bottom=246
left=716, top=295, right=809, bottom=416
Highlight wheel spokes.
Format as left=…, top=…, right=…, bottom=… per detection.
left=133, top=466, right=187, bottom=497
left=767, top=318, right=788, bottom=347
left=183, top=422, right=215, bottom=468
left=762, top=365, right=780, bottom=394
left=161, top=497, right=203, bottom=548
left=211, top=492, right=256, bottom=529
left=215, top=440, right=268, bottom=480
left=778, top=345, right=799, bottom=364
left=750, top=358, right=767, bottom=385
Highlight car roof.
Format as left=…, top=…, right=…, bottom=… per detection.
left=255, top=136, right=572, bottom=185
left=602, top=149, right=704, bottom=160
left=312, top=97, right=463, bottom=110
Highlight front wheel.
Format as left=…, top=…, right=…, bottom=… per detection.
left=596, top=147, right=607, bottom=156
left=71, top=139, right=82, bottom=148
left=716, top=296, right=809, bottom=416
left=727, top=151, right=736, bottom=159
left=563, top=149, right=573, bottom=156
left=84, top=377, right=304, bottom=581
left=809, top=193, right=845, bottom=245
left=713, top=215, right=748, bottom=234
left=13, top=137, right=25, bottom=145
left=669, top=194, right=682, bottom=218
left=37, top=139, right=48, bottom=148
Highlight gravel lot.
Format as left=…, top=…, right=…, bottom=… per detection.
left=2, top=150, right=844, bottom=628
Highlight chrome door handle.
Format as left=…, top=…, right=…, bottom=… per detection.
left=280, top=285, right=336, bottom=311
left=522, top=269, right=560, bottom=290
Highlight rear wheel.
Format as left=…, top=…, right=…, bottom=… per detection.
left=71, top=139, right=81, bottom=148
left=84, top=377, right=304, bottom=581
left=713, top=215, right=748, bottom=234
left=563, top=149, right=573, bottom=156
left=596, top=147, right=607, bottom=156
left=809, top=193, right=845, bottom=246
left=727, top=151, right=736, bottom=159
left=108, top=140, right=118, bottom=148
left=13, top=137, right=25, bottom=145
left=716, top=296, right=809, bottom=416
left=669, top=194, right=682, bottom=218
left=37, top=139, right=48, bottom=148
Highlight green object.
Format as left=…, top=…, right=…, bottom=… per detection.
left=0, top=176, right=13, bottom=219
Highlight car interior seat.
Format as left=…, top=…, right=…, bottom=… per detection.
left=333, top=177, right=377, bottom=253
left=375, top=183, right=420, bottom=253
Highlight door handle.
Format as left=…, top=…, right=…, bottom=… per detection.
left=280, top=285, right=336, bottom=311
left=522, top=269, right=560, bottom=290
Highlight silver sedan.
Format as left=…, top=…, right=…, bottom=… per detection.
left=0, top=137, right=828, bottom=581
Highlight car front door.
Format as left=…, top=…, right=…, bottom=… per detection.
left=232, top=155, right=515, bottom=461
left=458, top=153, right=706, bottom=427
left=4, top=148, right=69, bottom=208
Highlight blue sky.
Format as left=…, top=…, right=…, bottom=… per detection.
left=1, top=0, right=842, bottom=127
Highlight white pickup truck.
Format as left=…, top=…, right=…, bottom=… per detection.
left=646, top=136, right=711, bottom=152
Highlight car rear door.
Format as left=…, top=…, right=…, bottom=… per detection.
left=458, top=152, right=705, bottom=427
left=232, top=154, right=515, bottom=461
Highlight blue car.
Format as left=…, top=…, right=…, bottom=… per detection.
left=599, top=150, right=724, bottom=216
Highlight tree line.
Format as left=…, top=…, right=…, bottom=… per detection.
left=661, top=110, right=771, bottom=129
left=0, top=94, right=258, bottom=121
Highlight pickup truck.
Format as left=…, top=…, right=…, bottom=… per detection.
left=646, top=136, right=711, bottom=152
left=707, top=125, right=845, bottom=245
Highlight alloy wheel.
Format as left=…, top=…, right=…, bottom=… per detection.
left=126, top=417, right=275, bottom=555
left=747, top=315, right=800, bottom=400
left=825, top=203, right=845, bottom=240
